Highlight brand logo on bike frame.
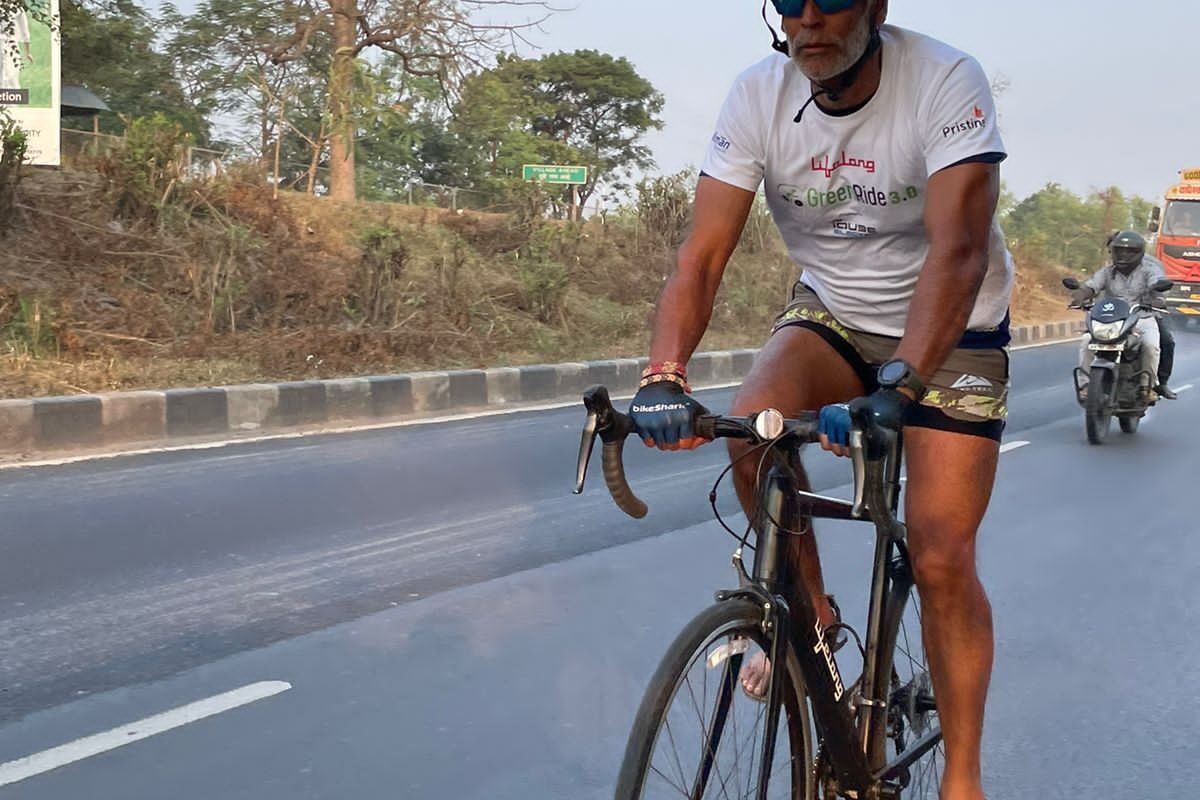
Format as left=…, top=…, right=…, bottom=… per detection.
left=813, top=618, right=846, bottom=702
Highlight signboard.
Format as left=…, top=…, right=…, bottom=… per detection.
left=1182, top=168, right=1200, bottom=182
left=522, top=164, right=588, bottom=185
left=1, top=0, right=60, bottom=166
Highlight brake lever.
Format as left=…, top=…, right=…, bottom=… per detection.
left=574, top=385, right=647, bottom=518
left=849, top=427, right=867, bottom=519
left=573, top=402, right=600, bottom=495
left=574, top=385, right=616, bottom=494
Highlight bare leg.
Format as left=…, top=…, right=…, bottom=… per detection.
left=726, top=326, right=864, bottom=697
left=904, top=426, right=999, bottom=800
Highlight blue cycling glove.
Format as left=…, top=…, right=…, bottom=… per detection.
left=819, top=389, right=913, bottom=448
left=818, top=403, right=853, bottom=447
left=629, top=382, right=709, bottom=447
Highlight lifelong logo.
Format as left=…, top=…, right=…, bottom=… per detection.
left=811, top=151, right=877, bottom=178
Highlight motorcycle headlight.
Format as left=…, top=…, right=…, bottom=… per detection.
left=1090, top=320, right=1124, bottom=342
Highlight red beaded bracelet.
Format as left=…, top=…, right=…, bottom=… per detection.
left=639, top=372, right=691, bottom=391
left=641, top=361, right=688, bottom=381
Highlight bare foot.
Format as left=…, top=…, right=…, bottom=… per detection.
left=740, top=651, right=770, bottom=700
left=740, top=595, right=839, bottom=702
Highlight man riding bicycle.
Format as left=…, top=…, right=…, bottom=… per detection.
left=628, top=2, right=1012, bottom=798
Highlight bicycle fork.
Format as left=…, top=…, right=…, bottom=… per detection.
left=702, top=471, right=796, bottom=800
left=724, top=465, right=874, bottom=798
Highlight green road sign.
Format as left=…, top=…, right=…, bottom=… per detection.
left=522, top=164, right=588, bottom=184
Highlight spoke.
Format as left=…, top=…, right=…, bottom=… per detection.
left=684, top=644, right=737, bottom=800
left=740, top=698, right=767, bottom=799
left=649, top=762, right=691, bottom=797
left=661, top=706, right=691, bottom=792
left=684, top=666, right=711, bottom=733
left=887, top=589, right=942, bottom=800
left=646, top=626, right=803, bottom=800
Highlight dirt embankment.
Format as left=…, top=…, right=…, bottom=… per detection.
left=0, top=165, right=1071, bottom=399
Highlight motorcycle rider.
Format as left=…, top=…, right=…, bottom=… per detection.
left=1074, top=230, right=1175, bottom=400
left=1104, top=230, right=1177, bottom=398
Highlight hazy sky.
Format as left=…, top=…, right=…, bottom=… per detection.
left=499, top=0, right=1198, bottom=204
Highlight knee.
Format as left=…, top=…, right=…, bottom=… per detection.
left=906, top=519, right=980, bottom=596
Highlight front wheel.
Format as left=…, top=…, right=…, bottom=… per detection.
left=615, top=598, right=812, bottom=799
left=1086, top=367, right=1113, bottom=445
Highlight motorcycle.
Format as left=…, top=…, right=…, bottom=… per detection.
left=1063, top=276, right=1174, bottom=444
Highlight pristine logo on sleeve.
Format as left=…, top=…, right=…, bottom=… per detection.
left=942, top=105, right=987, bottom=138
left=711, top=132, right=731, bottom=152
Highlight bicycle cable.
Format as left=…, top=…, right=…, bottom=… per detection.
left=708, top=437, right=773, bottom=551
left=706, top=426, right=813, bottom=551
left=751, top=432, right=814, bottom=539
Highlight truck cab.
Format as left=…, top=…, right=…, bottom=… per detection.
left=1151, top=168, right=1200, bottom=327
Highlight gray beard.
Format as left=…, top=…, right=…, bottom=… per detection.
left=790, top=12, right=872, bottom=83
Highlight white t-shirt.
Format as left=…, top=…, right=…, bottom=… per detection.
left=701, top=25, right=1014, bottom=339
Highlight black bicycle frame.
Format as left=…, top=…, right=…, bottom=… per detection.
left=739, top=431, right=942, bottom=798
left=571, top=388, right=944, bottom=798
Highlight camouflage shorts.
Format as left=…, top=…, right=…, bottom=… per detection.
left=772, top=282, right=1010, bottom=431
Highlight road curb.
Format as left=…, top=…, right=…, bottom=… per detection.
left=0, top=320, right=1086, bottom=459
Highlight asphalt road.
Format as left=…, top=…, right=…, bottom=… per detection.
left=1, top=336, right=1199, bottom=798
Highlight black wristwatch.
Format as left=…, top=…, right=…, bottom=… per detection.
left=876, top=358, right=927, bottom=399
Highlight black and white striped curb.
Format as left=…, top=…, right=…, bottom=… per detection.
left=0, top=320, right=1085, bottom=458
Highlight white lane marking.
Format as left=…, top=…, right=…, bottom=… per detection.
left=0, top=681, right=292, bottom=788
left=0, top=336, right=1083, bottom=473
left=1177, top=384, right=1194, bottom=393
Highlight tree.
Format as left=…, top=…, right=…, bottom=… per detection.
left=449, top=66, right=570, bottom=197
left=60, top=0, right=208, bottom=140
left=492, top=49, right=664, bottom=209
left=354, top=66, right=457, bottom=199
left=996, top=180, right=1017, bottom=220
left=164, top=0, right=333, bottom=187
left=447, top=49, right=664, bottom=215
left=1003, top=182, right=1159, bottom=272
left=264, top=0, right=554, bottom=201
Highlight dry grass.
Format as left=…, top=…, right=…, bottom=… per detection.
left=0, top=163, right=1071, bottom=399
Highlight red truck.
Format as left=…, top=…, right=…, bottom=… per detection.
left=1150, top=167, right=1200, bottom=328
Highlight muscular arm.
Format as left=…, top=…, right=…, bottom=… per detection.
left=891, top=161, right=1000, bottom=387
left=649, top=175, right=756, bottom=364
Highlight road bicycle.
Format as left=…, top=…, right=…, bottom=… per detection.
left=573, top=386, right=942, bottom=799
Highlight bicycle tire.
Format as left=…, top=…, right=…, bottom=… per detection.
left=865, top=557, right=944, bottom=799
left=615, top=598, right=813, bottom=800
